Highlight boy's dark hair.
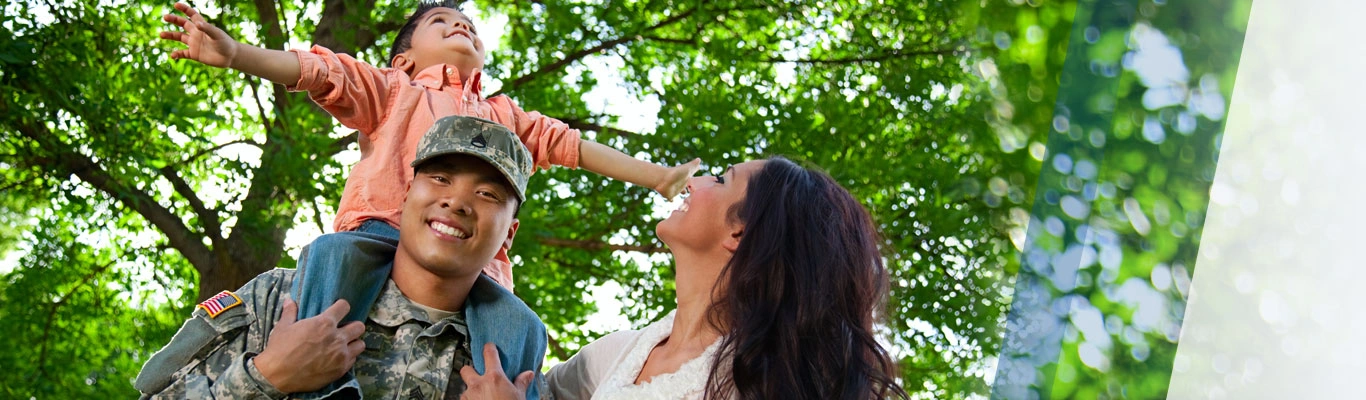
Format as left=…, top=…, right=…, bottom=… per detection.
left=387, top=0, right=461, bottom=67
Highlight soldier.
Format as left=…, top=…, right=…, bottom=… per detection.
left=135, top=116, right=548, bottom=399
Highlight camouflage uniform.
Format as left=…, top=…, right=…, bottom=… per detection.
left=135, top=268, right=548, bottom=399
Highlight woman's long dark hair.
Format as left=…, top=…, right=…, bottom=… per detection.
left=703, top=157, right=908, bottom=399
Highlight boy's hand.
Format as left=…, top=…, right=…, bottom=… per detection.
left=160, top=2, right=239, bottom=68
left=252, top=297, right=366, bottom=393
left=656, top=158, right=701, bottom=200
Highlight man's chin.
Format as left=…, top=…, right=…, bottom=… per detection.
left=419, top=255, right=489, bottom=277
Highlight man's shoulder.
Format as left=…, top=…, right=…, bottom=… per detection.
left=192, top=268, right=293, bottom=327
left=181, top=268, right=294, bottom=338
left=225, top=268, right=294, bottom=301
left=247, top=267, right=295, bottom=284
left=133, top=269, right=293, bottom=396
left=255, top=268, right=296, bottom=285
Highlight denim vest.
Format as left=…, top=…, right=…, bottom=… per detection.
left=466, top=273, right=549, bottom=399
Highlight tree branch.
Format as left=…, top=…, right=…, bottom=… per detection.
left=148, top=257, right=180, bottom=305
left=0, top=174, right=39, bottom=194
left=761, top=48, right=963, bottom=65
left=197, top=0, right=313, bottom=299
left=492, top=36, right=637, bottom=97
left=252, top=0, right=286, bottom=50
left=331, top=132, right=359, bottom=156
left=641, top=35, right=696, bottom=46
left=36, top=259, right=116, bottom=377
left=311, top=197, right=328, bottom=234
left=313, top=0, right=403, bottom=56
left=491, top=7, right=702, bottom=97
left=538, top=237, right=670, bottom=254
left=180, top=139, right=263, bottom=165
left=159, top=166, right=224, bottom=244
left=246, top=76, right=275, bottom=138
left=558, top=118, right=637, bottom=137
left=538, top=249, right=617, bottom=283
left=250, top=0, right=294, bottom=129
left=546, top=331, right=570, bottom=361
left=12, top=121, right=216, bottom=273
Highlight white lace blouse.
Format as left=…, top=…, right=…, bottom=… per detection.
left=546, top=311, right=727, bottom=400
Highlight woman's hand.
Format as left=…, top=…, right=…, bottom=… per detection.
left=459, top=343, right=535, bottom=400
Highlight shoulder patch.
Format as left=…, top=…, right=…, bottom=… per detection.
left=197, top=291, right=243, bottom=318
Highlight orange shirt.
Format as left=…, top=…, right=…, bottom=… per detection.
left=289, top=45, right=581, bottom=289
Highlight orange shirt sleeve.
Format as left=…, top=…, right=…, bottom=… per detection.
left=487, top=95, right=583, bottom=172
left=287, top=45, right=396, bottom=136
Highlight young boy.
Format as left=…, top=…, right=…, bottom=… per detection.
left=159, top=1, right=699, bottom=322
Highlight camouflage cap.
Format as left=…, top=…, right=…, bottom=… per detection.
left=411, top=116, right=534, bottom=202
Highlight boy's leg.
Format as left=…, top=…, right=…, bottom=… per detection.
left=481, top=246, right=515, bottom=291
left=290, top=220, right=400, bottom=323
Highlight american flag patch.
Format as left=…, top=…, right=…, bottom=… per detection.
left=197, top=291, right=243, bottom=318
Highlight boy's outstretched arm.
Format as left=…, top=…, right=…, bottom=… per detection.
left=578, top=141, right=700, bottom=200
left=159, top=2, right=300, bottom=86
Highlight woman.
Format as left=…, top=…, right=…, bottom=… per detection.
left=465, top=157, right=908, bottom=399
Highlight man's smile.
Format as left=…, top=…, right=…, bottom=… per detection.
left=428, top=218, right=469, bottom=239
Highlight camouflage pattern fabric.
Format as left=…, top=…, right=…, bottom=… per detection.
left=134, top=269, right=474, bottom=399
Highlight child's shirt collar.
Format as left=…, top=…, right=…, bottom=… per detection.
left=411, top=64, right=484, bottom=99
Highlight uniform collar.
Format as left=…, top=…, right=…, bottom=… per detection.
left=366, top=280, right=470, bottom=354
left=368, top=277, right=469, bottom=333
left=369, top=279, right=430, bottom=327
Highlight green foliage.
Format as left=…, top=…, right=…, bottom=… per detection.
left=0, top=0, right=1084, bottom=397
left=991, top=0, right=1250, bottom=398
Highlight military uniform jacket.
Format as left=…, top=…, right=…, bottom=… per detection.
left=134, top=268, right=548, bottom=399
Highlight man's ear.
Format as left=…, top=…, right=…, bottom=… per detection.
left=502, top=219, right=520, bottom=250
left=722, top=224, right=743, bottom=253
left=392, top=53, right=416, bottom=75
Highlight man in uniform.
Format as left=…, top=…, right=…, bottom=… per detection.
left=134, top=116, right=547, bottom=399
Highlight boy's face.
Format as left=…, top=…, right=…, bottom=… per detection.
left=396, top=154, right=519, bottom=279
left=401, top=7, right=486, bottom=78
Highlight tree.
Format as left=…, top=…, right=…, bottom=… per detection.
left=0, top=0, right=1073, bottom=397
left=991, top=0, right=1251, bottom=398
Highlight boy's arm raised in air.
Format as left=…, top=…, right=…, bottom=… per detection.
left=159, top=2, right=300, bottom=86
left=497, top=102, right=699, bottom=200
left=578, top=141, right=699, bottom=201
left=161, top=2, right=393, bottom=135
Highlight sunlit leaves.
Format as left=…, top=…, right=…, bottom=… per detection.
left=0, top=0, right=1078, bottom=398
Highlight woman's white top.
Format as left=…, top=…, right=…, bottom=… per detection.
left=546, top=311, right=727, bottom=400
